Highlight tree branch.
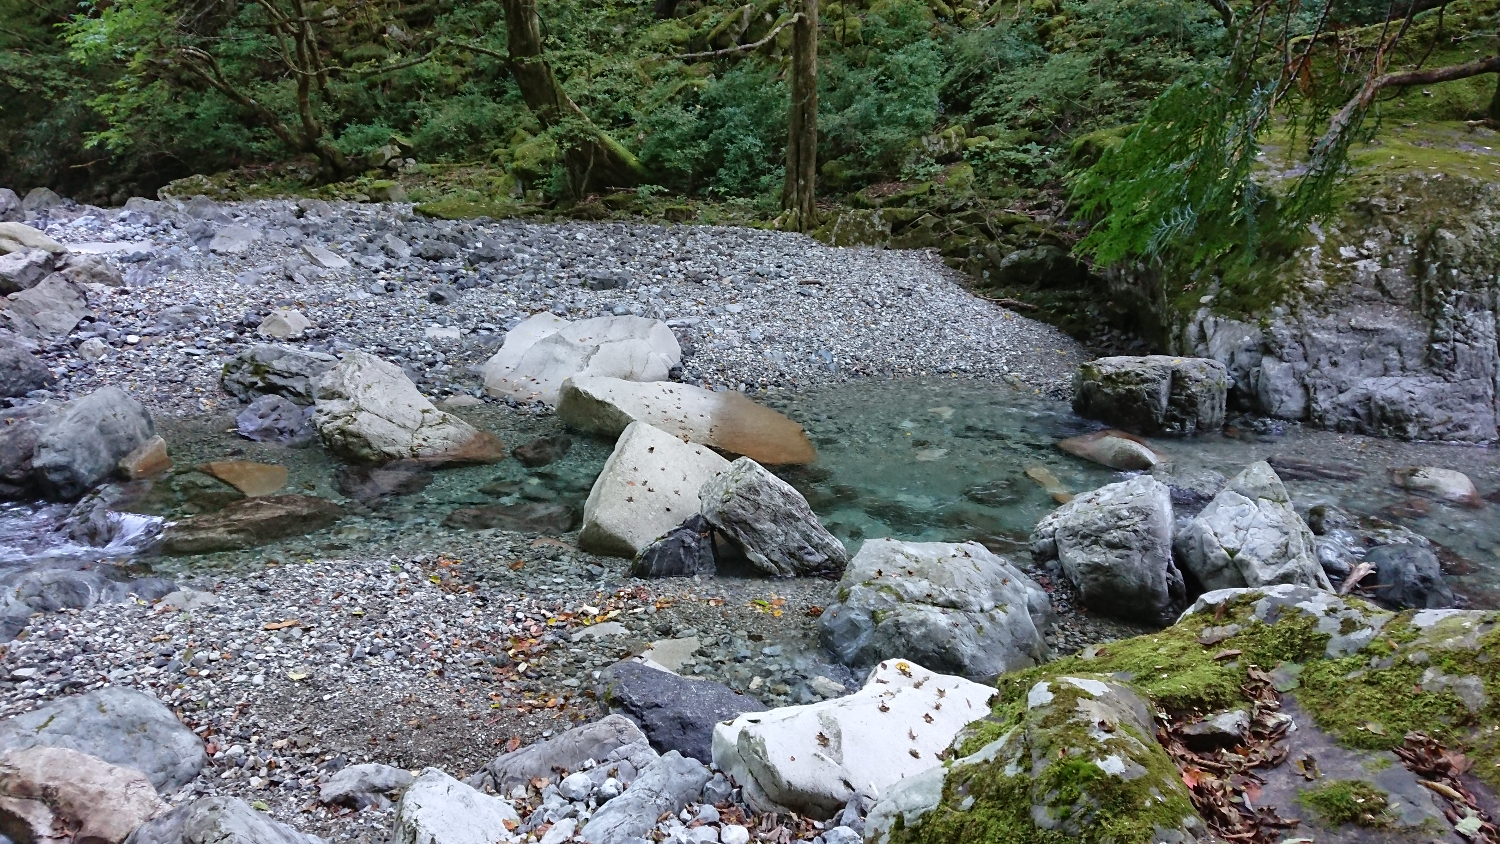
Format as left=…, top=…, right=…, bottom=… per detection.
left=674, top=12, right=801, bottom=60
left=1316, top=52, right=1500, bottom=155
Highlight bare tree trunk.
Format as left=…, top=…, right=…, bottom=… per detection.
left=500, top=0, right=649, bottom=193
left=781, top=0, right=818, bottom=231
left=1489, top=72, right=1500, bottom=122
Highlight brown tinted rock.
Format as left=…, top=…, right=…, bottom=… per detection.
left=201, top=460, right=287, bottom=497
left=0, top=747, right=165, bottom=844
left=512, top=434, right=572, bottom=468
left=118, top=436, right=171, bottom=480
left=559, top=376, right=816, bottom=464
left=1056, top=430, right=1163, bottom=471
left=161, top=495, right=343, bottom=554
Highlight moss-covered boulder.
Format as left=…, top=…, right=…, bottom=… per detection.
left=869, top=674, right=1209, bottom=844
left=872, top=585, right=1499, bottom=844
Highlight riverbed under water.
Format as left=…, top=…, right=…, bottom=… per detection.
left=5, top=377, right=1498, bottom=608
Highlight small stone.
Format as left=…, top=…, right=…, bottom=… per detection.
left=257, top=308, right=312, bottom=340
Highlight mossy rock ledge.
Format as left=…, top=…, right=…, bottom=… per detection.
left=869, top=584, right=1499, bottom=844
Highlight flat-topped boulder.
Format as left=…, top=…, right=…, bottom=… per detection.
left=1073, top=355, right=1228, bottom=436
left=558, top=375, right=816, bottom=464
left=313, top=350, right=504, bottom=465
left=0, top=223, right=66, bottom=256
left=481, top=314, right=680, bottom=405
left=3, top=275, right=90, bottom=338
left=579, top=421, right=730, bottom=557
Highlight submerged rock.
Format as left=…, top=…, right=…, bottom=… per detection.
left=1391, top=466, right=1481, bottom=507
left=161, top=494, right=343, bottom=554
left=1073, top=355, right=1228, bottom=436
left=820, top=539, right=1051, bottom=681
left=558, top=375, right=816, bottom=464
left=698, top=457, right=847, bottom=577
left=1031, top=475, right=1184, bottom=624
left=235, top=394, right=314, bottom=443
left=1174, top=462, right=1330, bottom=592
left=442, top=501, right=578, bottom=534
left=1055, top=429, right=1162, bottom=470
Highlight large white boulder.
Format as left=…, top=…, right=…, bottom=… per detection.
left=579, top=422, right=730, bottom=557
left=0, top=223, right=66, bottom=256
left=482, top=315, right=680, bottom=405
left=558, top=375, right=815, bottom=464
left=1174, top=462, right=1331, bottom=592
left=392, top=769, right=519, bottom=844
left=711, top=659, right=995, bottom=819
left=313, top=350, right=504, bottom=465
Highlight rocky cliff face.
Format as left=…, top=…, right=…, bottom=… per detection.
left=1184, top=168, right=1500, bottom=443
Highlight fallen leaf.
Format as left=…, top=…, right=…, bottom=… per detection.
left=1212, top=649, right=1243, bottom=661
left=263, top=620, right=302, bottom=630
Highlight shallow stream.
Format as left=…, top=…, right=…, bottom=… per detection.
left=5, top=377, right=1499, bottom=608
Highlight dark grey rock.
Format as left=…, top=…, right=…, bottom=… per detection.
left=426, top=284, right=460, bottom=304
left=1367, top=544, right=1455, bottom=610
left=699, top=457, right=847, bottom=578
left=221, top=344, right=337, bottom=405
left=236, top=394, right=314, bottom=443
left=125, top=797, right=322, bottom=844
left=0, top=403, right=57, bottom=499
left=601, top=661, right=767, bottom=763
left=57, top=253, right=124, bottom=287
left=3, top=275, right=90, bottom=338
left=0, top=189, right=19, bottom=223
left=0, top=249, right=55, bottom=294
left=513, top=434, right=572, bottom=467
left=1072, top=355, right=1228, bottom=436
left=0, top=686, right=208, bottom=792
left=443, top=502, right=578, bottom=533
left=0, top=338, right=52, bottom=397
left=630, top=515, right=716, bottom=578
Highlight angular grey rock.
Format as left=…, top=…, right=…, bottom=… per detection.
left=182, top=196, right=229, bottom=222
left=1391, top=466, right=1481, bottom=506
left=1073, top=355, right=1228, bottom=436
left=0, top=745, right=166, bottom=844
left=1150, top=462, right=1227, bottom=516
left=819, top=539, right=1051, bottom=682
left=221, top=344, right=338, bottom=405
left=630, top=515, right=717, bottom=578
left=124, top=797, right=322, bottom=844
left=58, top=253, right=124, bottom=287
left=319, top=763, right=414, bottom=810
left=0, top=249, right=55, bottom=293
left=207, top=225, right=260, bottom=254
left=32, top=387, right=153, bottom=500
left=0, top=338, right=52, bottom=397
left=1030, top=475, right=1184, bottom=624
left=580, top=751, right=710, bottom=844
left=0, top=403, right=57, bottom=499
left=1174, top=462, right=1331, bottom=593
left=580, top=422, right=729, bottom=558
left=0, top=686, right=207, bottom=792
left=236, top=394, right=314, bottom=443
left=3, top=275, right=90, bottom=338
left=0, top=189, right=18, bottom=223
left=698, top=457, right=847, bottom=578
left=1367, top=544, right=1454, bottom=610
left=473, top=715, right=658, bottom=794
left=20, top=188, right=65, bottom=217
left=391, top=768, right=517, bottom=844
left=865, top=675, right=1208, bottom=844
left=312, top=350, right=504, bottom=465
left=600, top=660, right=768, bottom=763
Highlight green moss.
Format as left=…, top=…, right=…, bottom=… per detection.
left=414, top=196, right=522, bottom=220
left=1300, top=780, right=1393, bottom=828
